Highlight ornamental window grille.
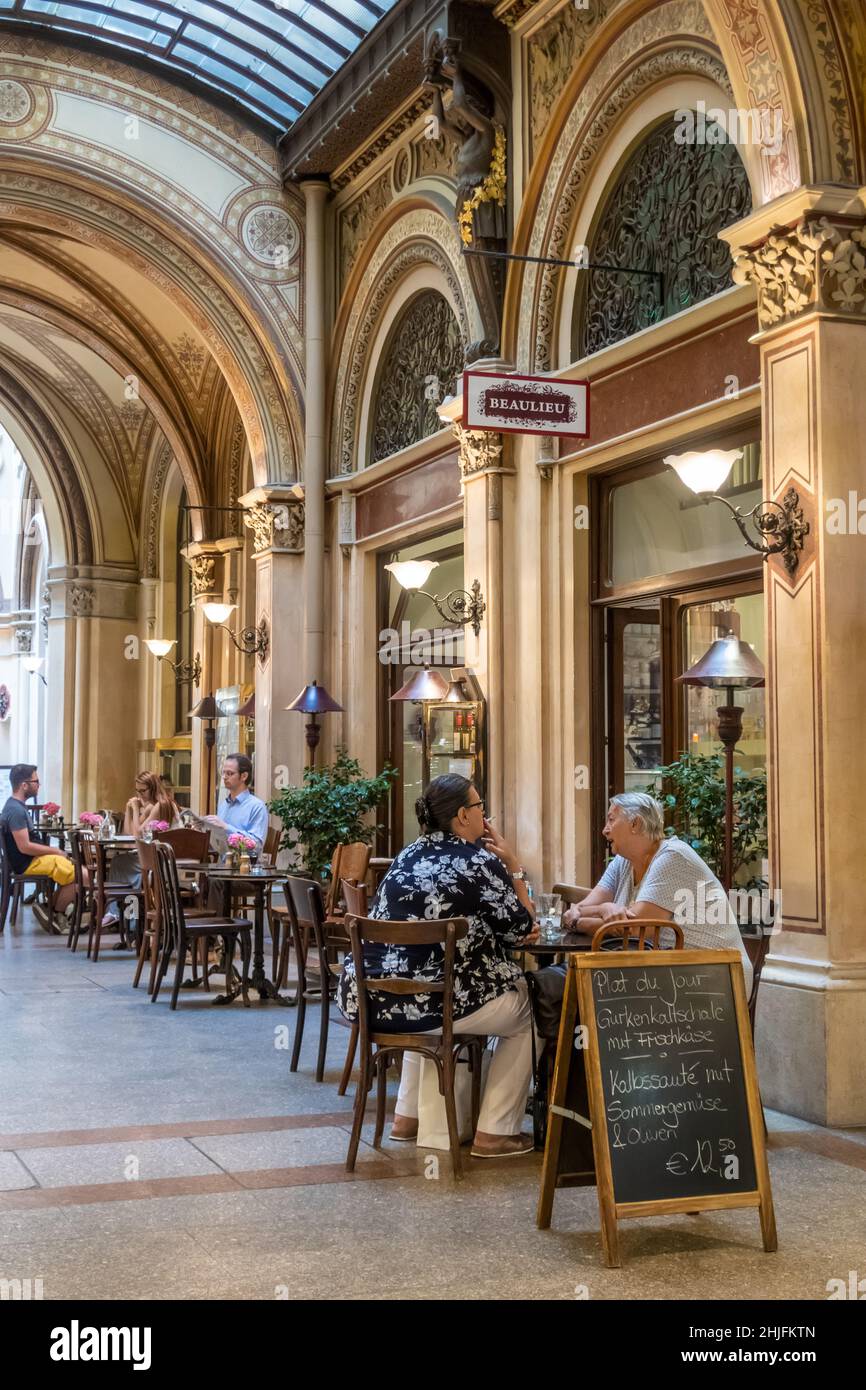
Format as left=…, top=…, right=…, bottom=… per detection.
left=370, top=291, right=464, bottom=465
left=574, top=115, right=752, bottom=359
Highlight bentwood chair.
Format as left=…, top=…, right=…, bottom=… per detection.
left=326, top=842, right=371, bottom=918
left=0, top=827, right=58, bottom=933
left=78, top=831, right=145, bottom=961
left=133, top=838, right=216, bottom=994
left=344, top=915, right=485, bottom=1180
left=590, top=920, right=684, bottom=951
left=150, top=842, right=252, bottom=1010
left=743, top=927, right=773, bottom=1037
left=341, top=878, right=368, bottom=918
left=283, top=875, right=357, bottom=1090
left=66, top=830, right=88, bottom=951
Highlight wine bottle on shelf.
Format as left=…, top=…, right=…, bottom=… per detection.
left=453, top=712, right=463, bottom=752
left=466, top=711, right=475, bottom=753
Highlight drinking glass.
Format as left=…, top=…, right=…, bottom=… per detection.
left=537, top=893, right=561, bottom=942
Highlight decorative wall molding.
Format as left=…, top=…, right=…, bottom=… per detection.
left=339, top=169, right=393, bottom=294
left=143, top=441, right=173, bottom=580
left=185, top=553, right=217, bottom=596
left=14, top=624, right=32, bottom=654
left=731, top=217, right=866, bottom=328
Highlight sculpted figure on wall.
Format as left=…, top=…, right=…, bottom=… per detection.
left=425, top=34, right=506, bottom=362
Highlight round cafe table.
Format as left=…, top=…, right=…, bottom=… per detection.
left=204, top=866, right=291, bottom=1006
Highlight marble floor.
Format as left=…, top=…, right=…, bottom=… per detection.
left=1, top=909, right=865, bottom=1301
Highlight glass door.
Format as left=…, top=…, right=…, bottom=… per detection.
left=607, top=606, right=664, bottom=799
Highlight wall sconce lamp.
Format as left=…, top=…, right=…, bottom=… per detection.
left=202, top=603, right=270, bottom=662
left=144, top=638, right=202, bottom=686
left=385, top=560, right=486, bottom=637
left=21, top=654, right=47, bottom=687
left=664, top=449, right=809, bottom=578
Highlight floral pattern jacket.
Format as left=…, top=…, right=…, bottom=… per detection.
left=337, top=830, right=532, bottom=1032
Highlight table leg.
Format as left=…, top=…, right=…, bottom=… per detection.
left=249, top=886, right=292, bottom=1006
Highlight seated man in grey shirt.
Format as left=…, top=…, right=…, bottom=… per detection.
left=563, top=791, right=753, bottom=994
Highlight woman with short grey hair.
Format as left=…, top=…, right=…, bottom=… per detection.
left=562, top=791, right=753, bottom=991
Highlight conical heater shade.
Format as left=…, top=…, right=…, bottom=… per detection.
left=390, top=666, right=449, bottom=702
left=679, top=634, right=765, bottom=689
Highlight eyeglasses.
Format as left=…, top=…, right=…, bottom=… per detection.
left=465, top=798, right=485, bottom=812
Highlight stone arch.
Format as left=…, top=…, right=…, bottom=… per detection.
left=330, top=204, right=478, bottom=476
left=0, top=161, right=300, bottom=487
left=0, top=363, right=94, bottom=567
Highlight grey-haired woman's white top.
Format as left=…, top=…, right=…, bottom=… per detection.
left=597, top=836, right=753, bottom=993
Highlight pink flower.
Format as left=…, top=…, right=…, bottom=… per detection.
left=79, top=812, right=101, bottom=826
left=42, top=802, right=60, bottom=816
left=150, top=820, right=170, bottom=833
left=228, top=833, right=256, bottom=851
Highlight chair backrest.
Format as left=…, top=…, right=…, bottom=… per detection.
left=262, top=825, right=281, bottom=865
left=552, top=882, right=592, bottom=905
left=591, top=919, right=684, bottom=951
left=136, top=837, right=159, bottom=920
left=341, top=878, right=367, bottom=917
left=326, top=842, right=371, bottom=915
left=346, top=914, right=470, bottom=1048
left=78, top=830, right=105, bottom=887
left=284, top=873, right=319, bottom=931
left=151, top=841, right=184, bottom=950
left=0, top=823, right=11, bottom=888
left=67, top=829, right=86, bottom=891
left=153, top=827, right=210, bottom=863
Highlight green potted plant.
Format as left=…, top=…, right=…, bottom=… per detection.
left=648, top=752, right=768, bottom=889
left=269, top=748, right=397, bottom=882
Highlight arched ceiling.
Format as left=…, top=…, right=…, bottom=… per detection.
left=0, top=0, right=396, bottom=132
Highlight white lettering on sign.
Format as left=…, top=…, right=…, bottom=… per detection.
left=464, top=371, right=589, bottom=438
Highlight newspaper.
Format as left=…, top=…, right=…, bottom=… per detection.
left=182, top=812, right=228, bottom=858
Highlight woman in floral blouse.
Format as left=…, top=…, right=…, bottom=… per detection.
left=338, top=774, right=538, bottom=1158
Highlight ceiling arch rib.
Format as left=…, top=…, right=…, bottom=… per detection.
left=0, top=0, right=396, bottom=132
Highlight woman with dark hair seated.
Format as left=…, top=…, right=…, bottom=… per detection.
left=338, top=774, right=539, bottom=1158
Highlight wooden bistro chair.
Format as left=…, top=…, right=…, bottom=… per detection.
left=283, top=875, right=357, bottom=1091
left=0, top=828, right=58, bottom=934
left=78, top=830, right=144, bottom=961
left=150, top=842, right=252, bottom=1010
left=743, top=927, right=773, bottom=1037
left=133, top=837, right=217, bottom=994
left=590, top=919, right=684, bottom=952
left=344, top=915, right=485, bottom=1180
left=325, top=842, right=371, bottom=919
left=66, top=829, right=89, bottom=952
left=341, top=878, right=368, bottom=918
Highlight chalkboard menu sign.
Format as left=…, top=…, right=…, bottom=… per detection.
left=590, top=959, right=756, bottom=1203
left=537, top=941, right=776, bottom=1268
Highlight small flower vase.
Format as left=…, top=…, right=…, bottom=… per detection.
left=239, top=853, right=251, bottom=876
left=226, top=849, right=239, bottom=871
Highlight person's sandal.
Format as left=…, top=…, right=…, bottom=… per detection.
left=470, top=1134, right=534, bottom=1159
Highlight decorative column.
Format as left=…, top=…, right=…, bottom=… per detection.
left=181, top=542, right=222, bottom=811
left=240, top=488, right=306, bottom=801
left=722, top=187, right=866, bottom=1124
left=301, top=179, right=329, bottom=685
left=446, top=411, right=512, bottom=830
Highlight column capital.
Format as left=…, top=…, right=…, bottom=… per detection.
left=180, top=542, right=221, bottom=596
left=721, top=186, right=866, bottom=331
left=239, top=486, right=305, bottom=554
left=451, top=420, right=508, bottom=481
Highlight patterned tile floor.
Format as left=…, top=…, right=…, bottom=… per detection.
left=1, top=909, right=865, bottom=1300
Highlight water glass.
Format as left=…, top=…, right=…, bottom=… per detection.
left=537, top=893, right=561, bottom=942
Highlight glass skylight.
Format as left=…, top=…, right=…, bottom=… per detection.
left=0, top=0, right=393, bottom=130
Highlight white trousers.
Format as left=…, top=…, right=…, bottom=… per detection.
left=395, top=977, right=533, bottom=1137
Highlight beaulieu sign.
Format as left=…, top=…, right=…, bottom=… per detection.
left=463, top=370, right=589, bottom=438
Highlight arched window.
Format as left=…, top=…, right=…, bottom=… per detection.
left=370, top=291, right=464, bottom=464
left=574, top=115, right=752, bottom=358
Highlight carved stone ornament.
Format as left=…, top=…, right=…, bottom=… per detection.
left=243, top=500, right=305, bottom=553
left=451, top=421, right=503, bottom=479
left=15, top=625, right=32, bottom=654
left=372, top=291, right=465, bottom=463
left=69, top=584, right=94, bottom=617
left=732, top=217, right=866, bottom=328
left=186, top=555, right=216, bottom=595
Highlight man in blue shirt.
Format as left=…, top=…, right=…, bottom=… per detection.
left=205, top=753, right=269, bottom=851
